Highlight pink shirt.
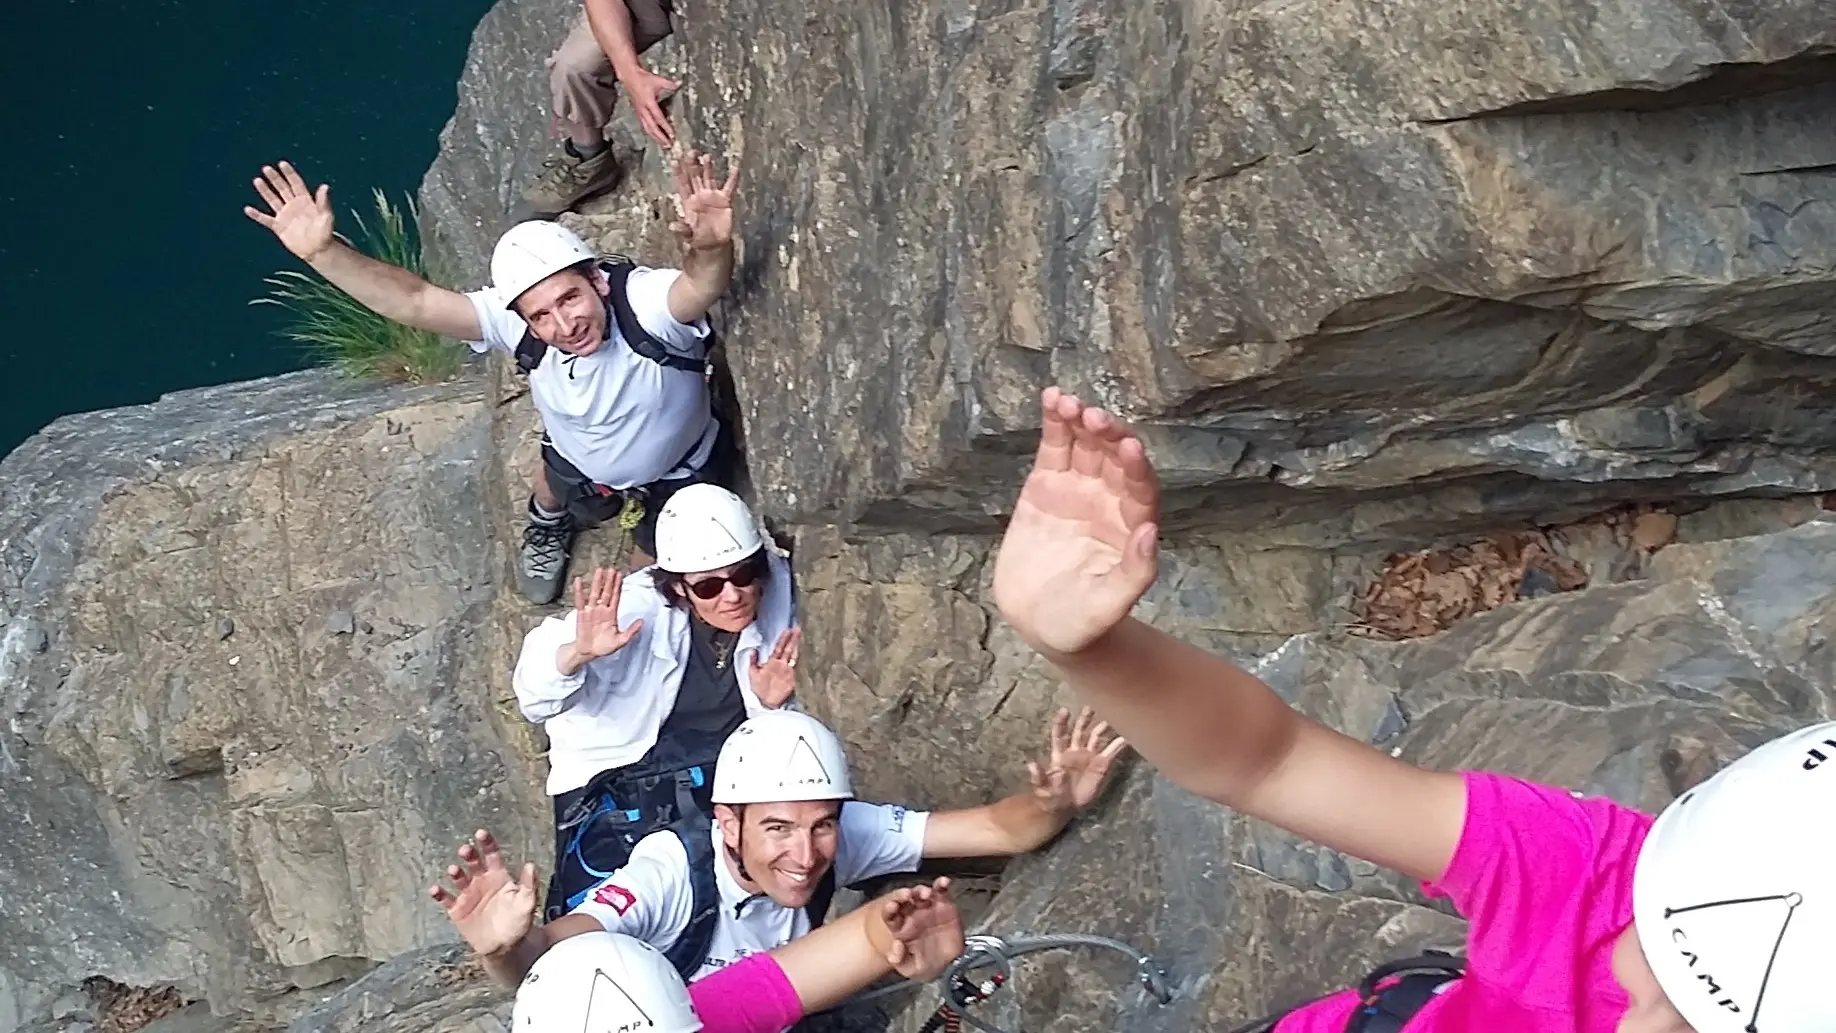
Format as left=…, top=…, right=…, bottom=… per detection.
left=1273, top=772, right=1652, bottom=1032
left=687, top=953, right=805, bottom=1033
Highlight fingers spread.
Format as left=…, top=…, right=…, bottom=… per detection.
left=721, top=152, right=741, bottom=195
left=1115, top=436, right=1161, bottom=533
left=1100, top=736, right=1129, bottom=760
left=252, top=176, right=282, bottom=211
left=1069, top=404, right=1112, bottom=478
left=243, top=206, right=275, bottom=228
left=1071, top=706, right=1094, bottom=747
left=1050, top=706, right=1072, bottom=752
left=1034, top=387, right=1075, bottom=473
left=279, top=160, right=310, bottom=195
left=475, top=829, right=506, bottom=873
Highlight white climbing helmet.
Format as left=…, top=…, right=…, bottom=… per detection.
left=713, top=709, right=854, bottom=805
left=1632, top=720, right=1836, bottom=1033
left=511, top=930, right=702, bottom=1033
left=654, top=484, right=764, bottom=574
left=490, top=220, right=598, bottom=309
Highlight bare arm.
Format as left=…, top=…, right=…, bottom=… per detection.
left=664, top=151, right=739, bottom=324
left=481, top=913, right=601, bottom=987
left=1045, top=619, right=1466, bottom=884
left=921, top=706, right=1126, bottom=859
left=922, top=793, right=1071, bottom=857
left=990, top=388, right=1468, bottom=886
left=582, top=0, right=643, bottom=75
left=768, top=878, right=961, bottom=1012
left=245, top=161, right=481, bottom=340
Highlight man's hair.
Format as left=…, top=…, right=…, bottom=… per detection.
left=509, top=259, right=601, bottom=317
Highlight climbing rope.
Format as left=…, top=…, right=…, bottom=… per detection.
left=827, top=931, right=1173, bottom=1033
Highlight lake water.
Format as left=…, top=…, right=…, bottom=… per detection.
left=0, top=0, right=499, bottom=456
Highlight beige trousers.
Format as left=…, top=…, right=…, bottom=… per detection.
left=547, top=0, right=676, bottom=140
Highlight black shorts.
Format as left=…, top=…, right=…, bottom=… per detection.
left=540, top=418, right=738, bottom=558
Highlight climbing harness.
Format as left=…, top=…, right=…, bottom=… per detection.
left=825, top=931, right=1173, bottom=1033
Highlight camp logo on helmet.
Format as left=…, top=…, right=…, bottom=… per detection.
left=1802, top=737, right=1836, bottom=769
left=1663, top=890, right=1804, bottom=1026
left=582, top=967, right=656, bottom=1033
left=779, top=735, right=833, bottom=786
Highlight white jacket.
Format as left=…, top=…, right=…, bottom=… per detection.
left=513, top=552, right=797, bottom=795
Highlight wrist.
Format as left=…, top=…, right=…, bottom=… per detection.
left=611, top=55, right=647, bottom=80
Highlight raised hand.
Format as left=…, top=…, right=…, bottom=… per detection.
left=243, top=161, right=336, bottom=262
left=1028, top=706, right=1128, bottom=813
left=991, top=387, right=1161, bottom=655
left=748, top=626, right=801, bottom=706
left=428, top=830, right=540, bottom=957
left=618, top=66, right=680, bottom=149
left=879, top=877, right=963, bottom=981
left=572, top=567, right=644, bottom=660
left=666, top=149, right=740, bottom=252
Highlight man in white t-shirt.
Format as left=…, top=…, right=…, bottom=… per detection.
left=243, top=152, right=741, bottom=604
left=435, top=708, right=1128, bottom=984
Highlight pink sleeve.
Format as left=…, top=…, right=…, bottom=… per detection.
left=1421, top=772, right=1651, bottom=1007
left=687, top=955, right=805, bottom=1033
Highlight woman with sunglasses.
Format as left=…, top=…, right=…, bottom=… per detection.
left=513, top=483, right=801, bottom=926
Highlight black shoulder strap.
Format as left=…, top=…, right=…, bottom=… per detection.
left=599, top=259, right=706, bottom=374
left=513, top=330, right=548, bottom=374
left=804, top=866, right=839, bottom=930
left=661, top=819, right=722, bottom=980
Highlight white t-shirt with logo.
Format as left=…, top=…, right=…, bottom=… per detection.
left=572, top=801, right=930, bottom=981
left=465, top=265, right=716, bottom=489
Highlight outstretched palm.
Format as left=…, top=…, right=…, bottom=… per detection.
left=243, top=161, right=336, bottom=262
left=1028, top=706, right=1128, bottom=812
left=573, top=567, right=643, bottom=660
left=429, top=830, right=539, bottom=956
left=992, top=387, right=1162, bottom=654
left=667, top=149, right=740, bottom=251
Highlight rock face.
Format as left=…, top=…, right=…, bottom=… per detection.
left=410, top=1, right=1836, bottom=1030
left=424, top=0, right=1836, bottom=546
left=7, top=2, right=1836, bottom=1033
left=0, top=372, right=549, bottom=1032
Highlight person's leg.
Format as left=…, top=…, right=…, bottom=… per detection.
left=520, top=449, right=579, bottom=605
left=520, top=10, right=625, bottom=218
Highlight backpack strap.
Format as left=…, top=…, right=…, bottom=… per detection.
left=599, top=259, right=708, bottom=374
left=660, top=818, right=722, bottom=980
left=804, top=866, right=839, bottom=930
left=507, top=258, right=707, bottom=377
left=513, top=330, right=548, bottom=374
left=1344, top=951, right=1465, bottom=1033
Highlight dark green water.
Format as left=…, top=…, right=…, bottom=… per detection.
left=0, top=0, right=498, bottom=457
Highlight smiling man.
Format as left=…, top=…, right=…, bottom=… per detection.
left=244, top=150, right=741, bottom=604
left=444, top=707, right=1127, bottom=983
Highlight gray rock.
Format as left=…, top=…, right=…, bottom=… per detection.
left=214, top=619, right=235, bottom=642
left=285, top=945, right=509, bottom=1033
left=325, top=611, right=356, bottom=636
left=0, top=371, right=549, bottom=1031
left=423, top=0, right=1836, bottom=551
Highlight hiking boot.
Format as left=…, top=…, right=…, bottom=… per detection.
left=518, top=518, right=577, bottom=605
left=516, top=144, right=624, bottom=219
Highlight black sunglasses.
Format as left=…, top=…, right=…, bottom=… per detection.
left=684, top=556, right=767, bottom=599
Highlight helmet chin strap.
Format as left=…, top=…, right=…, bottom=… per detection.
left=726, top=805, right=756, bottom=884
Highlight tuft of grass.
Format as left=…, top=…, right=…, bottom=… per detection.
left=254, top=189, right=462, bottom=385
